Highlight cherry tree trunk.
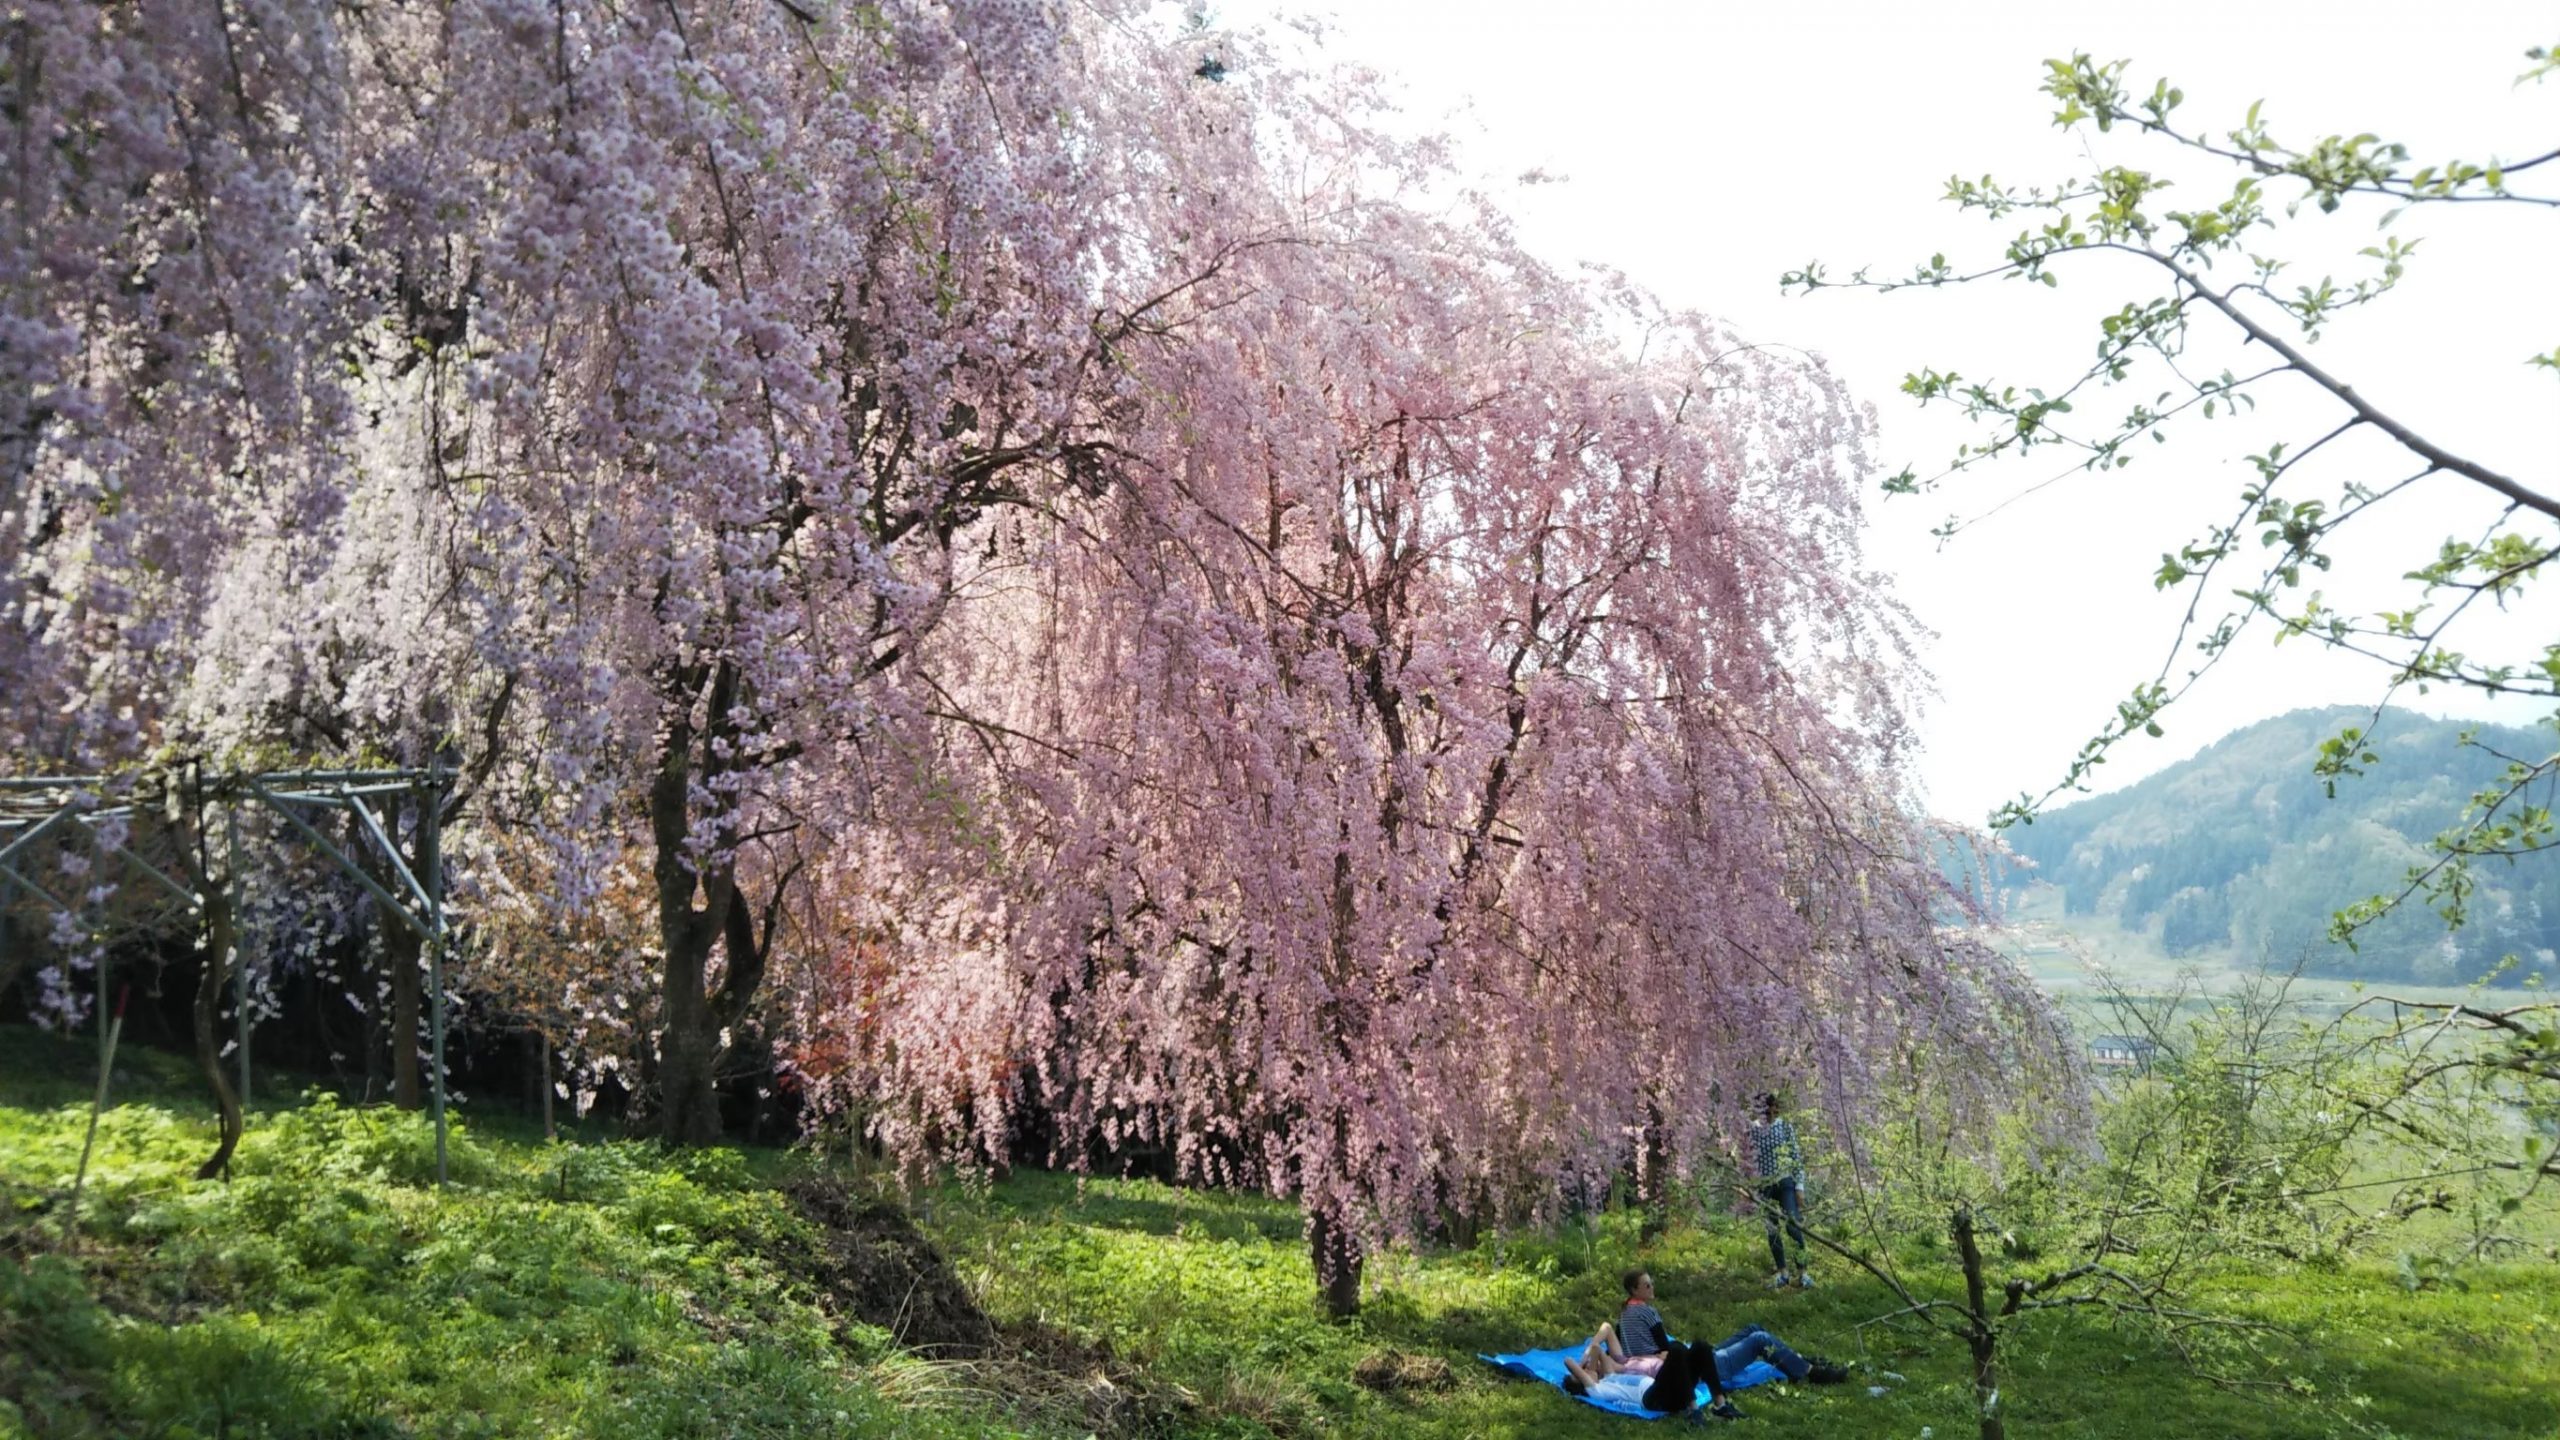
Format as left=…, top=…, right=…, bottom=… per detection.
left=534, top=1031, right=557, bottom=1141
left=1637, top=1099, right=1672, bottom=1242
left=658, top=915, right=725, bottom=1146
left=649, top=702, right=753, bottom=1149
left=193, top=880, right=243, bottom=1181
left=1308, top=1208, right=1364, bottom=1319
left=1952, top=1207, right=2007, bottom=1440
left=646, top=659, right=781, bottom=1148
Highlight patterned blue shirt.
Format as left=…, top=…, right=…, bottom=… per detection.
left=1750, top=1117, right=1804, bottom=1183
left=1619, top=1300, right=1670, bottom=1357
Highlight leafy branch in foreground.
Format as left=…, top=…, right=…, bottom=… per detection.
left=1788, top=42, right=2560, bottom=952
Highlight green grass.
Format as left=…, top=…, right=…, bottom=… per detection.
left=5, top=1024, right=2556, bottom=1439
left=927, top=1169, right=2560, bottom=1439
left=0, top=1031, right=1037, bottom=1440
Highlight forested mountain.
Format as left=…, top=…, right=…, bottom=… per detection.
left=1996, top=707, right=2560, bottom=983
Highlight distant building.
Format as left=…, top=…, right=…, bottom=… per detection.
left=2088, top=1034, right=2159, bottom=1070
left=2088, top=1034, right=2159, bottom=1071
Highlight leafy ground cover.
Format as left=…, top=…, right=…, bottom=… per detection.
left=3, top=1025, right=2554, bottom=1439
left=0, top=1029, right=1058, bottom=1440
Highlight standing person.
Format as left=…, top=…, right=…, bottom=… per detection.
left=1748, top=1091, right=1811, bottom=1289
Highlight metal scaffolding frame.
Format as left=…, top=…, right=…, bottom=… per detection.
left=0, top=766, right=457, bottom=1184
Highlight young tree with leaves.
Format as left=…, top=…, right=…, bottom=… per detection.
left=1785, top=42, right=2559, bottom=938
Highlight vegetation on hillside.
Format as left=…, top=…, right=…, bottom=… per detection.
left=6, top=1021, right=2555, bottom=1440
left=2000, top=707, right=2560, bottom=982
left=0, top=1036, right=1035, bottom=1439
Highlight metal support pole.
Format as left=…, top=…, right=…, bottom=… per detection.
left=229, top=806, right=249, bottom=1107
left=0, top=803, right=77, bottom=869
left=0, top=774, right=109, bottom=791
left=66, top=985, right=130, bottom=1242
left=240, top=769, right=435, bottom=787
left=244, top=781, right=429, bottom=938
left=348, top=799, right=436, bottom=919
left=420, top=780, right=449, bottom=1188
left=85, top=819, right=200, bottom=911
left=0, top=858, right=70, bottom=912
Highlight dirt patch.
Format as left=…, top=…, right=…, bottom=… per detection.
left=785, top=1177, right=995, bottom=1355
left=1352, top=1349, right=1454, bottom=1392
left=780, top=1179, right=1199, bottom=1437
left=999, top=1319, right=1198, bottom=1438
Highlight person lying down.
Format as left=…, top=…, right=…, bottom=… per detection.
left=1560, top=1320, right=1661, bottom=1385
left=1561, top=1320, right=1850, bottom=1419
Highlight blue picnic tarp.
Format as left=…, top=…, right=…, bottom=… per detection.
left=1477, top=1343, right=1783, bottom=1419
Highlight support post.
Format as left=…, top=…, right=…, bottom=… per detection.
left=539, top=1030, right=557, bottom=1142
left=0, top=803, right=77, bottom=869
left=245, top=781, right=425, bottom=934
left=421, top=779, right=449, bottom=1187
left=67, top=986, right=130, bottom=1241
left=229, top=806, right=249, bottom=1107
left=0, top=857, right=71, bottom=912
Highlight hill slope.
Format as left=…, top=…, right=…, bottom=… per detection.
left=7, top=1027, right=2558, bottom=1440
left=1998, top=706, right=2559, bottom=983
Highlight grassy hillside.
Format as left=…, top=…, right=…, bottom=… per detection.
left=6, top=1027, right=2558, bottom=1439
left=0, top=1034, right=1030, bottom=1439
left=1999, top=706, right=2560, bottom=985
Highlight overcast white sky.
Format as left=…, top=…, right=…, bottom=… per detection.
left=1222, top=1, right=2559, bottom=824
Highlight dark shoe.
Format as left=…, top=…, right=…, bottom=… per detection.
left=1805, top=1360, right=1852, bottom=1385
left=1705, top=1397, right=1744, bottom=1420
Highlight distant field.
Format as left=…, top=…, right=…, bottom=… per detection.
left=1980, top=884, right=2550, bottom=1017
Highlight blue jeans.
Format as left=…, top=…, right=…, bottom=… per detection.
left=1713, top=1324, right=1810, bottom=1385
left=1760, top=1176, right=1804, bottom=1272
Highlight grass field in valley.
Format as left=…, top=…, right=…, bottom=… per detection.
left=1984, top=885, right=2551, bottom=1016
left=5, top=1023, right=2557, bottom=1440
